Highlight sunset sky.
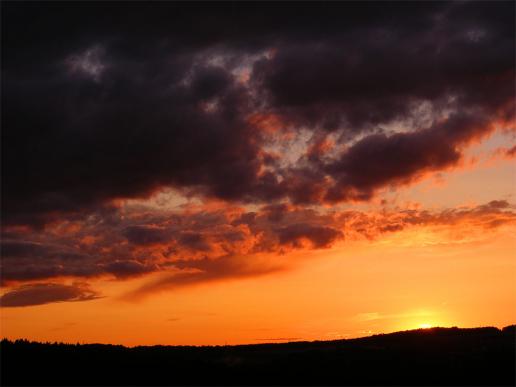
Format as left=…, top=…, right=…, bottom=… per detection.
left=1, top=1, right=515, bottom=346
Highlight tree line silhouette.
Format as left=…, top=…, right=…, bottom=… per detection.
left=1, top=325, right=514, bottom=385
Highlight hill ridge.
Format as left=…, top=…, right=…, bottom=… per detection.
left=2, top=325, right=515, bottom=386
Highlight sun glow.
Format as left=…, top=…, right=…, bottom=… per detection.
left=419, top=323, right=433, bottom=329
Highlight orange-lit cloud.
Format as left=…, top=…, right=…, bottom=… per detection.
left=2, top=199, right=514, bottom=304
left=0, top=282, right=101, bottom=307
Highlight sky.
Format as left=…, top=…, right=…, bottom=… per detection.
left=1, top=1, right=515, bottom=346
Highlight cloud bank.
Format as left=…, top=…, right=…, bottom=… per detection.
left=1, top=1, right=515, bottom=304
left=2, top=2, right=514, bottom=225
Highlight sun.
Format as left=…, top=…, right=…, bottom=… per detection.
left=418, top=323, right=433, bottom=329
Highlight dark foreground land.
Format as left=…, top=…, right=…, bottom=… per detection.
left=1, top=326, right=515, bottom=386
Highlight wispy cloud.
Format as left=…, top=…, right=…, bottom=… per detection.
left=0, top=283, right=101, bottom=307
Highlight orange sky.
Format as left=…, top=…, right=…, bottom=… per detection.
left=1, top=141, right=514, bottom=346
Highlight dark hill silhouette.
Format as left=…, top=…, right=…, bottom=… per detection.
left=1, top=325, right=515, bottom=386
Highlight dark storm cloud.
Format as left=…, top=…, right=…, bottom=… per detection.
left=178, top=232, right=212, bottom=252
left=2, top=59, right=261, bottom=224
left=0, top=239, right=95, bottom=284
left=123, top=226, right=170, bottom=246
left=0, top=283, right=101, bottom=307
left=1, top=240, right=88, bottom=261
left=252, top=1, right=514, bottom=127
left=262, top=203, right=291, bottom=223
left=321, top=112, right=488, bottom=202
left=101, top=260, right=159, bottom=279
left=2, top=1, right=514, bottom=227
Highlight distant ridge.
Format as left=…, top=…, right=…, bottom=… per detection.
left=3, top=325, right=515, bottom=348
left=2, top=325, right=515, bottom=386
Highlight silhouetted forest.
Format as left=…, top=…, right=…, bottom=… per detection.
left=1, top=325, right=515, bottom=386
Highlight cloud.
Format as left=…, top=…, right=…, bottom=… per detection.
left=2, top=2, right=514, bottom=227
left=123, top=226, right=170, bottom=246
left=0, top=283, right=101, bottom=307
left=125, top=254, right=284, bottom=299
left=101, top=260, right=159, bottom=279
left=2, top=199, right=514, bottom=291
left=252, top=2, right=514, bottom=131
left=277, top=223, right=343, bottom=248
left=1, top=2, right=515, bottom=298
left=320, top=111, right=498, bottom=202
